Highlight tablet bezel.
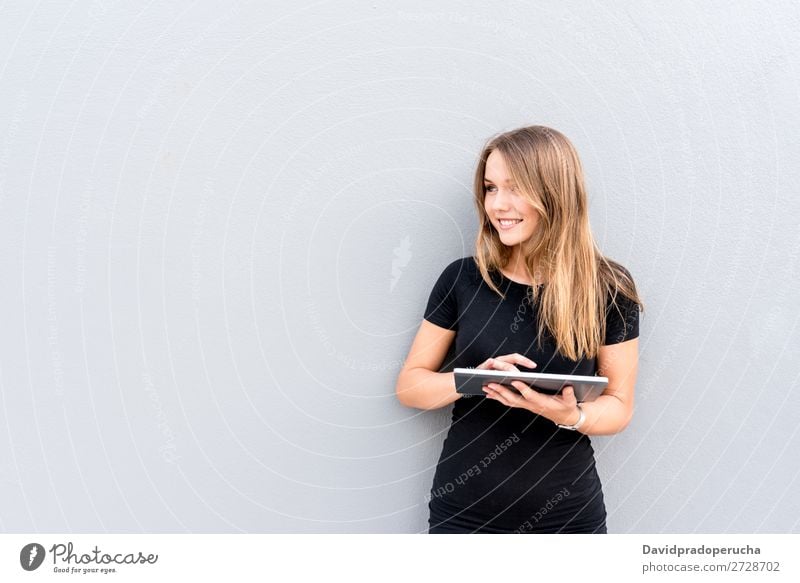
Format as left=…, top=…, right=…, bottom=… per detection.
left=453, top=368, right=609, bottom=402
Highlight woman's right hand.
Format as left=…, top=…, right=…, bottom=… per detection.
left=476, top=353, right=537, bottom=372
left=477, top=354, right=536, bottom=396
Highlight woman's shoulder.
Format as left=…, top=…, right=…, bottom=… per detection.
left=599, top=258, right=643, bottom=315
left=438, top=256, right=480, bottom=279
left=600, top=258, right=636, bottom=293
left=444, top=255, right=478, bottom=268
left=427, top=256, right=486, bottom=295
left=602, top=257, right=634, bottom=280
left=597, top=259, right=642, bottom=343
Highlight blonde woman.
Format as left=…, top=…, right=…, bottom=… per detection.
left=396, top=126, right=642, bottom=534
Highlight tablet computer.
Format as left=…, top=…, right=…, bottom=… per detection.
left=453, top=368, right=608, bottom=402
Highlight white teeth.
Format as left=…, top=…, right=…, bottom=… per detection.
left=499, top=219, right=521, bottom=226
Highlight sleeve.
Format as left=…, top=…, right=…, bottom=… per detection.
left=604, top=293, right=640, bottom=345
left=423, top=259, right=461, bottom=331
left=603, top=269, right=641, bottom=345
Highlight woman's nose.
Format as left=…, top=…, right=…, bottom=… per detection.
left=490, top=189, right=512, bottom=210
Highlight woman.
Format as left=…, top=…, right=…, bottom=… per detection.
left=395, top=125, right=643, bottom=534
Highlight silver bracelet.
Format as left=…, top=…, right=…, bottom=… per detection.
left=556, top=403, right=585, bottom=431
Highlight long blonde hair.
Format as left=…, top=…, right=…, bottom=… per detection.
left=473, top=125, right=643, bottom=360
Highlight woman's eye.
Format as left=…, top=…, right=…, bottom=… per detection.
left=484, top=184, right=517, bottom=193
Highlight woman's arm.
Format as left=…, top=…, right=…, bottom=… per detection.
left=482, top=337, right=639, bottom=435
left=395, top=320, right=459, bottom=410
left=574, top=337, right=639, bottom=435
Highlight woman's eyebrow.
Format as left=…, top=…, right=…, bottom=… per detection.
left=483, top=177, right=513, bottom=183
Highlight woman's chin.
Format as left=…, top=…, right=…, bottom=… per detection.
left=498, top=234, right=524, bottom=246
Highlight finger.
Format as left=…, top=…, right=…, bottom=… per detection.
left=560, top=385, right=577, bottom=405
left=510, top=381, right=549, bottom=413
left=488, top=383, right=524, bottom=407
left=490, top=360, right=520, bottom=372
left=496, top=353, right=537, bottom=368
left=476, top=358, right=494, bottom=370
left=511, top=380, right=537, bottom=400
left=494, top=393, right=512, bottom=407
left=487, top=386, right=512, bottom=407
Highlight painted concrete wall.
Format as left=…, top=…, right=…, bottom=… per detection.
left=1, top=0, right=798, bottom=532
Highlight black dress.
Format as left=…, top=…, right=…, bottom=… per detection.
left=423, top=257, right=640, bottom=534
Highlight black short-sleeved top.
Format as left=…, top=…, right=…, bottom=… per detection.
left=423, top=256, right=639, bottom=534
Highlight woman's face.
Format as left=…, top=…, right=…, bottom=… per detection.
left=483, top=150, right=540, bottom=248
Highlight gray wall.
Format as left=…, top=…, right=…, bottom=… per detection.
left=1, top=0, right=798, bottom=533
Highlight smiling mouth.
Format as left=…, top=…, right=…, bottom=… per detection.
left=498, top=219, right=522, bottom=228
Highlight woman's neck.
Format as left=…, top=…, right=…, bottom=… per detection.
left=502, top=252, right=545, bottom=285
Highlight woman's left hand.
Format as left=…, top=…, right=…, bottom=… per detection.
left=483, top=381, right=580, bottom=426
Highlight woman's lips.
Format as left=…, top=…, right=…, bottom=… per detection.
left=498, top=219, right=522, bottom=230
